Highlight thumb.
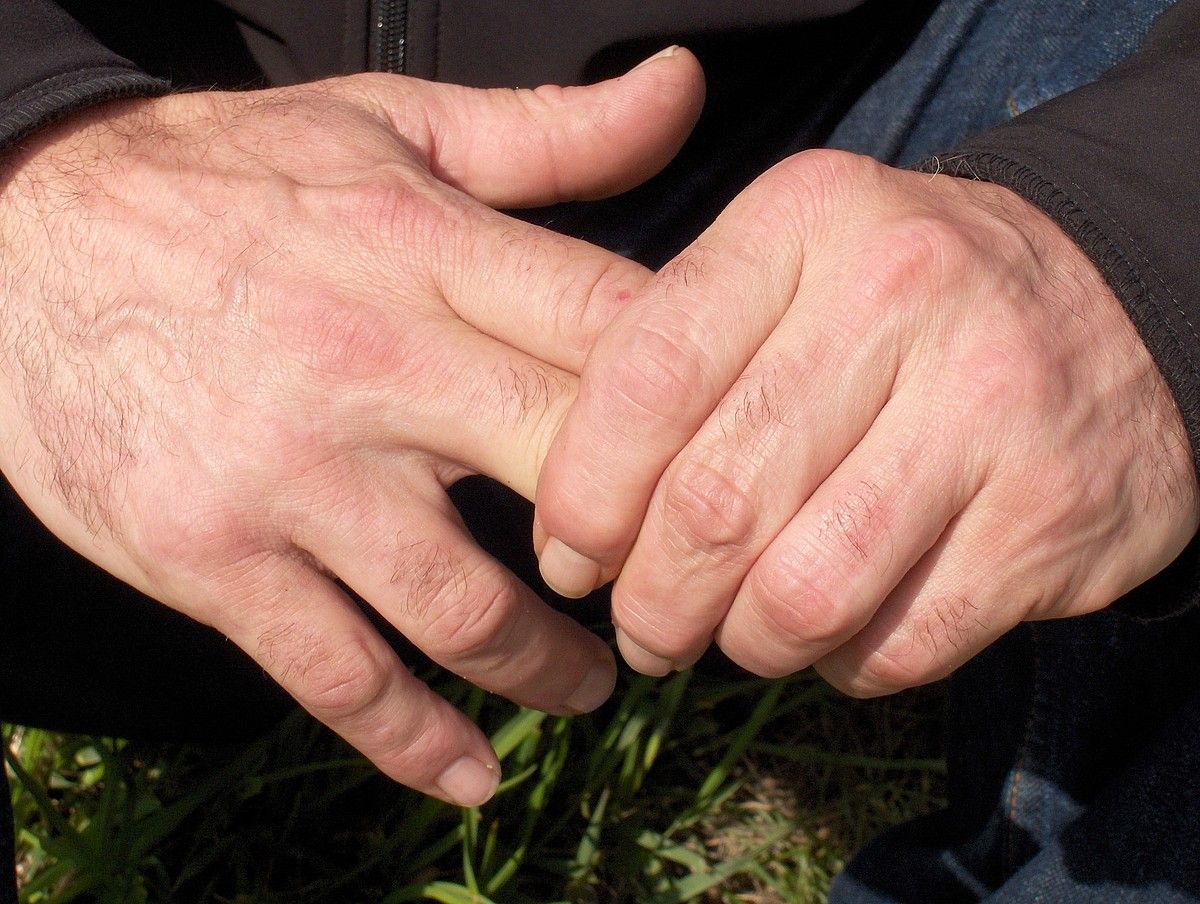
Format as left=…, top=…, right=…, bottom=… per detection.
left=379, top=47, right=706, bottom=208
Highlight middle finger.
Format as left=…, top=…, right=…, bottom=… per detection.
left=607, top=268, right=910, bottom=673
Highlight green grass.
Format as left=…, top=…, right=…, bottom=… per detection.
left=5, top=666, right=944, bottom=903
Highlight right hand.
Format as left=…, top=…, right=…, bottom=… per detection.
left=0, top=50, right=704, bottom=805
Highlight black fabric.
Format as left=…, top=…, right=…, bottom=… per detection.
left=424, top=0, right=864, bottom=86
left=0, top=474, right=292, bottom=740
left=0, top=0, right=168, bottom=149
left=61, top=0, right=269, bottom=90
left=922, top=0, right=1200, bottom=616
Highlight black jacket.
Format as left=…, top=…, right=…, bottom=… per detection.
left=2, top=2, right=1200, bottom=897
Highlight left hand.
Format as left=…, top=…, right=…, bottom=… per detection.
left=534, top=149, right=1200, bottom=696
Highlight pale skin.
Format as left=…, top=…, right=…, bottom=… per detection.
left=4, top=47, right=1195, bottom=812
left=537, top=149, right=1200, bottom=696
left=0, top=49, right=706, bottom=807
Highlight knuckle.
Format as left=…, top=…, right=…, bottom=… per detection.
left=814, top=480, right=891, bottom=571
left=273, top=287, right=409, bottom=381
left=290, top=632, right=392, bottom=721
left=613, top=594, right=697, bottom=662
left=394, top=542, right=519, bottom=663
left=424, top=571, right=520, bottom=663
left=761, top=148, right=878, bottom=212
left=132, top=494, right=258, bottom=583
left=514, top=82, right=607, bottom=145
left=553, top=257, right=644, bottom=360
left=662, top=456, right=758, bottom=553
left=345, top=173, right=443, bottom=251
left=749, top=548, right=862, bottom=649
left=370, top=709, right=462, bottom=784
left=838, top=648, right=928, bottom=699
left=534, top=471, right=627, bottom=562
left=851, top=215, right=972, bottom=312
left=951, top=334, right=1053, bottom=419
left=601, top=320, right=709, bottom=422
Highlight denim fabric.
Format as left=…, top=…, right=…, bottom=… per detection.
left=826, top=1, right=1200, bottom=902
left=828, top=0, right=1178, bottom=167
left=831, top=612, right=1200, bottom=904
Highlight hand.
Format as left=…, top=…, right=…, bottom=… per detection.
left=536, top=149, right=1199, bottom=695
left=0, top=51, right=704, bottom=804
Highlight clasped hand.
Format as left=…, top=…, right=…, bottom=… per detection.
left=539, top=149, right=1199, bottom=698
left=3, top=52, right=1195, bottom=810
left=0, top=53, right=702, bottom=806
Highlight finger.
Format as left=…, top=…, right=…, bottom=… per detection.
left=534, top=166, right=814, bottom=596
left=710, top=394, right=981, bottom=679
left=810, top=504, right=1025, bottom=698
left=810, top=464, right=1155, bottom=698
left=358, top=320, right=574, bottom=500
left=278, top=279, right=599, bottom=502
left=304, top=473, right=618, bottom=718
left=605, top=283, right=909, bottom=673
left=216, top=556, right=503, bottom=806
left=325, top=180, right=653, bottom=375
left=437, top=207, right=655, bottom=373
left=365, top=46, right=706, bottom=207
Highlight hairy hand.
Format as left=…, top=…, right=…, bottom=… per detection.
left=0, top=51, right=704, bottom=804
left=536, top=149, right=1199, bottom=695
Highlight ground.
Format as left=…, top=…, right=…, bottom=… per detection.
left=6, top=657, right=944, bottom=903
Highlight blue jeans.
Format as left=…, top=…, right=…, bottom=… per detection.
left=825, top=2, right=1200, bottom=902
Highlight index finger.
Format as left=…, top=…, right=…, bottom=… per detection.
left=332, top=179, right=655, bottom=375
left=439, top=205, right=656, bottom=374
left=532, top=166, right=809, bottom=597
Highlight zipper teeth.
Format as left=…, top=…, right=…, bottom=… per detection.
left=375, top=0, right=408, bottom=74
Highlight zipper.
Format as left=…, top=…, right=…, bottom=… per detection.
left=372, top=0, right=408, bottom=74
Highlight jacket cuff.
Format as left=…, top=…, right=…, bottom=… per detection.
left=0, top=0, right=169, bottom=153
left=0, top=67, right=169, bottom=150
left=917, top=147, right=1200, bottom=480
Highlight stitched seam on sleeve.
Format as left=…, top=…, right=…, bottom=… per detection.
left=925, top=149, right=1200, bottom=372
left=1008, top=148, right=1200, bottom=354
left=0, top=69, right=170, bottom=150
left=4, top=65, right=140, bottom=107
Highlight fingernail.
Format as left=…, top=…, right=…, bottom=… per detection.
left=436, top=756, right=500, bottom=807
left=539, top=538, right=602, bottom=599
left=615, top=628, right=673, bottom=677
left=532, top=514, right=548, bottom=557
left=632, top=45, right=681, bottom=71
left=565, top=662, right=617, bottom=714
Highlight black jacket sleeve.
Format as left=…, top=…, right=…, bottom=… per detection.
left=923, top=0, right=1200, bottom=617
left=0, top=0, right=169, bottom=150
